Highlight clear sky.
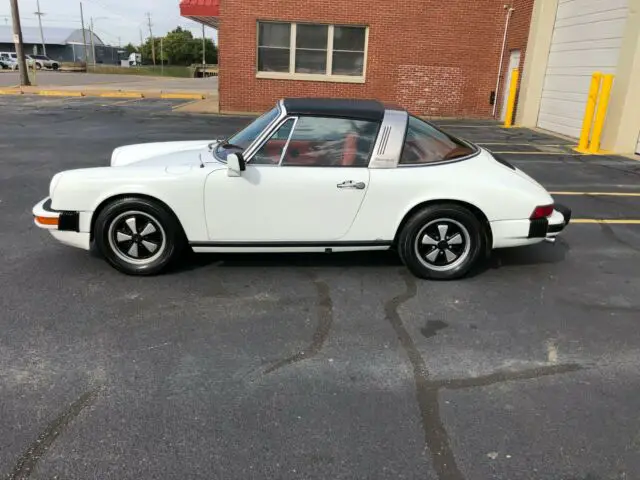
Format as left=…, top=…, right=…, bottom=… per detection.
left=0, top=0, right=217, bottom=47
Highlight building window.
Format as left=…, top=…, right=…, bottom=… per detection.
left=258, top=22, right=291, bottom=73
left=257, top=21, right=368, bottom=82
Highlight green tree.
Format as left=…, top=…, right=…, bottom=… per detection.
left=139, top=27, right=218, bottom=66
left=139, top=37, right=161, bottom=65
left=123, top=43, right=138, bottom=56
left=163, top=27, right=196, bottom=65
left=194, top=37, right=218, bottom=65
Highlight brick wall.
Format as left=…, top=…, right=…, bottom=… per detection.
left=495, top=0, right=535, bottom=122
left=217, top=0, right=534, bottom=118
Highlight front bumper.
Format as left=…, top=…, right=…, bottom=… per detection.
left=33, top=197, right=80, bottom=231
left=33, top=197, right=90, bottom=250
left=528, top=204, right=572, bottom=240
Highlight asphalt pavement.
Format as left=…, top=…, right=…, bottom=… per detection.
left=1, top=96, right=639, bottom=480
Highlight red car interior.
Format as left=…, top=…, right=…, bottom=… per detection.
left=257, top=133, right=363, bottom=167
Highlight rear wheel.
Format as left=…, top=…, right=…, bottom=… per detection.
left=398, top=204, right=485, bottom=280
left=94, top=197, right=186, bottom=276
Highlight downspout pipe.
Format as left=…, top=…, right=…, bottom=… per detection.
left=493, top=5, right=515, bottom=118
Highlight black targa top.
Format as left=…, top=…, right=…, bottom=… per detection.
left=282, top=98, right=388, bottom=122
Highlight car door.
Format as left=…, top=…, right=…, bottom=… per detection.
left=203, top=115, right=380, bottom=242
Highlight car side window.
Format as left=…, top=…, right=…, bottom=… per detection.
left=281, top=116, right=378, bottom=167
left=400, top=116, right=475, bottom=165
left=251, top=118, right=295, bottom=165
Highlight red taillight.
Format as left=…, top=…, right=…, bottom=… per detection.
left=530, top=205, right=554, bottom=219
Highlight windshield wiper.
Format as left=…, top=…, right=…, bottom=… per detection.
left=221, top=142, right=244, bottom=150
left=211, top=137, right=243, bottom=151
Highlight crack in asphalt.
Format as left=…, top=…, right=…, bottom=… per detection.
left=7, top=386, right=103, bottom=480
left=384, top=271, right=465, bottom=480
left=264, top=272, right=334, bottom=375
left=384, top=270, right=583, bottom=480
left=432, top=363, right=583, bottom=390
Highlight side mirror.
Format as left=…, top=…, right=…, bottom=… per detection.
left=227, top=153, right=246, bottom=177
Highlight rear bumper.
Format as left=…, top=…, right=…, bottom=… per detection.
left=528, top=204, right=572, bottom=240
left=33, top=197, right=90, bottom=250
left=491, top=204, right=572, bottom=249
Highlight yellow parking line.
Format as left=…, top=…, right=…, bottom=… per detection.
left=490, top=151, right=583, bottom=155
left=478, top=143, right=568, bottom=147
left=551, top=191, right=640, bottom=197
left=572, top=219, right=640, bottom=224
left=435, top=125, right=497, bottom=128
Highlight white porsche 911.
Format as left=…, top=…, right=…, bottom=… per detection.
left=33, top=98, right=571, bottom=280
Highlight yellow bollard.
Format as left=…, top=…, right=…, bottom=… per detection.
left=575, top=72, right=602, bottom=153
left=588, top=74, right=614, bottom=154
left=503, top=68, right=520, bottom=128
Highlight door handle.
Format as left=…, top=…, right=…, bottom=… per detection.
left=337, top=180, right=366, bottom=190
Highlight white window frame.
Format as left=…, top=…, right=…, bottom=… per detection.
left=256, top=21, right=369, bottom=84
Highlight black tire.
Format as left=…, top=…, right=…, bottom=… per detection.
left=36, top=63, right=42, bottom=70
left=398, top=204, right=486, bottom=280
left=94, top=197, right=186, bottom=276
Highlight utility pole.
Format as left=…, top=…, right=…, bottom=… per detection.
left=146, top=12, right=156, bottom=66
left=34, top=0, right=46, bottom=56
left=79, top=2, right=88, bottom=66
left=202, top=24, right=206, bottom=66
left=9, top=0, right=31, bottom=86
left=89, top=17, right=96, bottom=68
left=160, top=37, right=164, bottom=76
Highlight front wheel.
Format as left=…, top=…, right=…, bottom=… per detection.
left=398, top=204, right=486, bottom=280
left=94, top=197, right=186, bottom=276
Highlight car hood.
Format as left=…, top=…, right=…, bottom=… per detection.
left=110, top=140, right=219, bottom=167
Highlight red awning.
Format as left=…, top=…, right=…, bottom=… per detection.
left=180, top=0, right=220, bottom=27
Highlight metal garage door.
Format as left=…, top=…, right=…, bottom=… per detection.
left=537, top=0, right=629, bottom=138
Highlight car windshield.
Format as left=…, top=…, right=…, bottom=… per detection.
left=32, top=55, right=48, bottom=60
left=214, top=106, right=280, bottom=161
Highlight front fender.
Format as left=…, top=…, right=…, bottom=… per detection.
left=49, top=166, right=211, bottom=241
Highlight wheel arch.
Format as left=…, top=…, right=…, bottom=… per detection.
left=393, top=199, right=493, bottom=251
left=89, top=193, right=187, bottom=242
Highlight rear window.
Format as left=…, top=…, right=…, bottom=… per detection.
left=399, top=116, right=475, bottom=165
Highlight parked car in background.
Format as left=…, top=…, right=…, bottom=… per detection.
left=0, top=52, right=18, bottom=60
left=26, top=54, right=60, bottom=70
left=0, top=54, right=19, bottom=70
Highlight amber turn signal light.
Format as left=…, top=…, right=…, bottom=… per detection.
left=35, top=216, right=59, bottom=226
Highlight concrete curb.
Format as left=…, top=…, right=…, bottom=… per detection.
left=99, top=91, right=144, bottom=98
left=160, top=93, right=206, bottom=100
left=38, top=90, right=85, bottom=97
left=0, top=87, right=212, bottom=100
